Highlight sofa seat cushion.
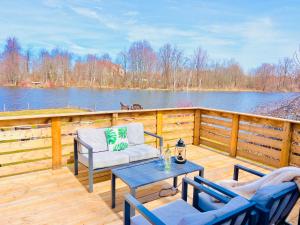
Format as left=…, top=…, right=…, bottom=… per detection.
left=123, top=144, right=160, bottom=162
left=131, top=199, right=199, bottom=225
left=77, top=128, right=108, bottom=153
left=78, top=151, right=129, bottom=169
left=197, top=192, right=225, bottom=211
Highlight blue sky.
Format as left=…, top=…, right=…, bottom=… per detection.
left=0, top=0, right=299, bottom=71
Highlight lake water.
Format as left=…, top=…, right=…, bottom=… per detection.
left=0, top=87, right=298, bottom=113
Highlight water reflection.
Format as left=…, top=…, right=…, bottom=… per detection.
left=0, top=87, right=297, bottom=113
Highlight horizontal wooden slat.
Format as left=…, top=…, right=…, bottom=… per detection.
left=237, top=148, right=279, bottom=167
left=118, top=111, right=156, bottom=118
left=238, top=132, right=282, bottom=149
left=292, top=131, right=300, bottom=143
left=162, top=123, right=194, bottom=132
left=0, top=156, right=69, bottom=178
left=293, top=124, right=300, bottom=130
left=237, top=141, right=280, bottom=159
left=0, top=136, right=73, bottom=154
left=290, top=154, right=300, bottom=167
left=162, top=109, right=194, bottom=117
left=0, top=127, right=51, bottom=141
left=0, top=147, right=72, bottom=166
left=200, top=139, right=229, bottom=152
left=163, top=116, right=194, bottom=124
left=200, top=130, right=230, bottom=145
left=200, top=110, right=233, bottom=119
left=240, top=115, right=284, bottom=128
left=291, top=144, right=300, bottom=154
left=200, top=124, right=231, bottom=137
left=239, top=123, right=283, bottom=138
left=163, top=129, right=193, bottom=140
left=201, top=116, right=232, bottom=128
left=116, top=119, right=155, bottom=126
left=164, top=137, right=193, bottom=147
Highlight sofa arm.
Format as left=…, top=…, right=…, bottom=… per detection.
left=74, top=136, right=93, bottom=153
left=233, top=164, right=265, bottom=181
left=124, top=194, right=165, bottom=225
left=144, top=131, right=163, bottom=154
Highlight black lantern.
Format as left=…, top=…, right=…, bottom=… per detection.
left=175, top=138, right=186, bottom=164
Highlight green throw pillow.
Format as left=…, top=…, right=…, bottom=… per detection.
left=105, top=127, right=129, bottom=151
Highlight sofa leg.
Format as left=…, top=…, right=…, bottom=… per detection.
left=88, top=168, right=94, bottom=193
left=74, top=159, right=78, bottom=176
left=74, top=139, right=78, bottom=176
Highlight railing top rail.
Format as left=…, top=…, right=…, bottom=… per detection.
left=0, top=107, right=299, bottom=125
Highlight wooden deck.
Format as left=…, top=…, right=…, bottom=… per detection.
left=0, top=145, right=299, bottom=225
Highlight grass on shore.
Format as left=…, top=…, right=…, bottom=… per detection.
left=0, top=108, right=88, bottom=117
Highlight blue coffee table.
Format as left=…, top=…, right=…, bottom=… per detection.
left=111, top=157, right=204, bottom=214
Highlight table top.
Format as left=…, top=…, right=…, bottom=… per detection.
left=112, top=157, right=203, bottom=188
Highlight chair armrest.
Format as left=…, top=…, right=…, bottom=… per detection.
left=193, top=176, right=238, bottom=198
left=124, top=194, right=165, bottom=225
left=182, top=177, right=231, bottom=204
left=144, top=131, right=163, bottom=153
left=74, top=136, right=93, bottom=153
left=233, top=164, right=265, bottom=181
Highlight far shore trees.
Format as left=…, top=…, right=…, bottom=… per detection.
left=0, top=36, right=299, bottom=91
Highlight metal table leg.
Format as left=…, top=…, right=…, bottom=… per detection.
left=173, top=176, right=178, bottom=188
left=130, top=188, right=136, bottom=216
left=199, top=169, right=204, bottom=177
left=111, top=173, right=116, bottom=208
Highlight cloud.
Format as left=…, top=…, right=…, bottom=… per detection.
left=70, top=6, right=119, bottom=30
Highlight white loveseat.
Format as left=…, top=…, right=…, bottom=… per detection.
left=74, top=123, right=163, bottom=192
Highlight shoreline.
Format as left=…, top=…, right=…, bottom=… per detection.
left=1, top=84, right=299, bottom=93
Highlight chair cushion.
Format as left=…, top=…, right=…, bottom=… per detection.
left=250, top=182, right=297, bottom=222
left=131, top=199, right=199, bottom=225
left=250, top=182, right=296, bottom=208
left=114, top=123, right=144, bottom=145
left=78, top=151, right=129, bottom=169
left=179, top=196, right=249, bottom=225
left=122, top=144, right=160, bottom=162
left=105, top=127, right=129, bottom=151
left=77, top=128, right=108, bottom=153
left=197, top=192, right=225, bottom=211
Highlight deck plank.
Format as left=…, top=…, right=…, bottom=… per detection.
left=0, top=145, right=298, bottom=225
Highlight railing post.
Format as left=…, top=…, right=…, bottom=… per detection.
left=280, top=122, right=292, bottom=167
left=156, top=111, right=163, bottom=149
left=51, top=117, right=62, bottom=169
left=193, top=109, right=201, bottom=145
left=229, top=114, right=239, bottom=157
left=112, top=113, right=118, bottom=126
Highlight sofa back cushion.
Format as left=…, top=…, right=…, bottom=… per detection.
left=77, top=128, right=108, bottom=153
left=114, top=123, right=145, bottom=145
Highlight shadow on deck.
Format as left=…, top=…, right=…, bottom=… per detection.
left=0, top=145, right=298, bottom=225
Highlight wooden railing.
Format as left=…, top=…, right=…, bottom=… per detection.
left=0, top=107, right=299, bottom=178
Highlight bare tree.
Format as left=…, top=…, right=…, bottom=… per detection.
left=191, top=47, right=208, bottom=88
left=0, top=37, right=299, bottom=91
left=128, top=40, right=156, bottom=87
left=158, top=44, right=184, bottom=89
left=116, top=50, right=129, bottom=76
left=2, top=37, right=22, bottom=85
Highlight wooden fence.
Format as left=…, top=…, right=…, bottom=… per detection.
left=0, top=107, right=299, bottom=178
